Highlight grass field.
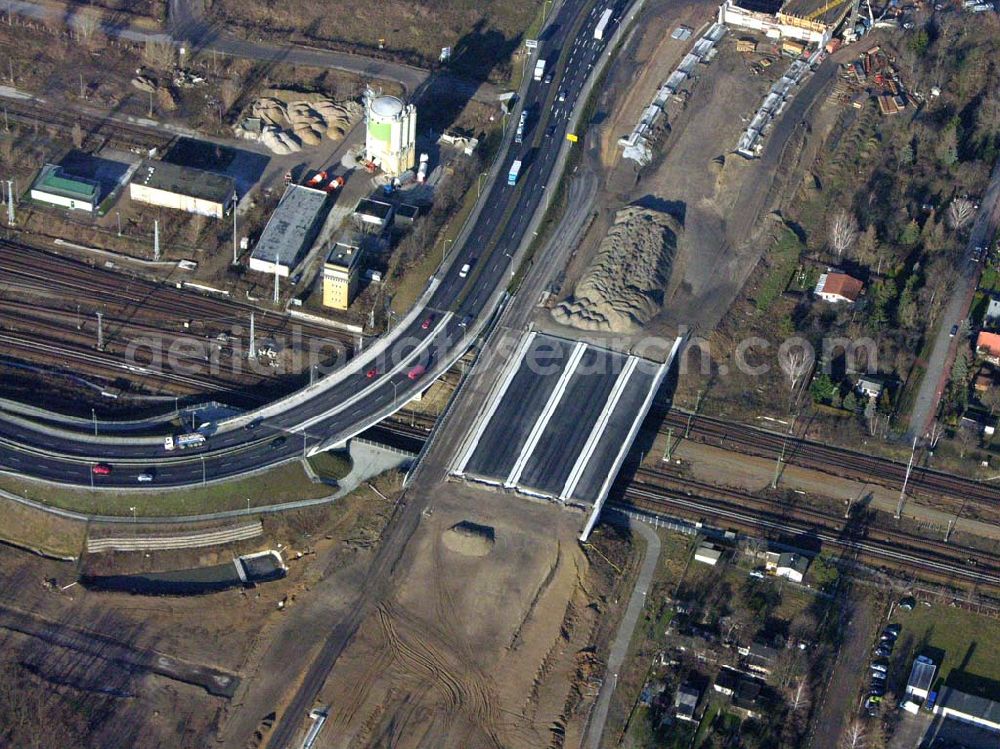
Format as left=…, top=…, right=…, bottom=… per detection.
left=894, top=603, right=1000, bottom=700
left=0, top=495, right=87, bottom=558
left=0, top=460, right=331, bottom=518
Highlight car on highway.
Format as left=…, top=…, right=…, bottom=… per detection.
left=137, top=472, right=154, bottom=483
left=543, top=72, right=553, bottom=85
left=366, top=367, right=379, bottom=379
left=407, top=364, right=426, bottom=380
left=92, top=463, right=112, bottom=476
left=421, top=316, right=434, bottom=330
left=244, top=418, right=262, bottom=431
left=545, top=125, right=556, bottom=137
left=459, top=262, right=472, bottom=278
left=270, top=436, right=287, bottom=449
left=557, top=90, right=566, bottom=102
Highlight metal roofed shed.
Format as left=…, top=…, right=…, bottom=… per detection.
left=932, top=687, right=1000, bottom=732
left=905, top=656, right=937, bottom=701
left=250, top=184, right=329, bottom=277
left=695, top=543, right=723, bottom=566
left=30, top=164, right=99, bottom=213
left=129, top=160, right=236, bottom=219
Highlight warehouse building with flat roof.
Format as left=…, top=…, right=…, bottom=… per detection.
left=129, top=160, right=236, bottom=219
left=30, top=164, right=99, bottom=213
left=250, top=185, right=329, bottom=278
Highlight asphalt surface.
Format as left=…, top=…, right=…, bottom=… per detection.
left=1, top=0, right=627, bottom=491
left=908, top=155, right=1000, bottom=439
left=581, top=510, right=661, bottom=749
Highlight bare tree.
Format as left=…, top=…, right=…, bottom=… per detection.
left=947, top=197, right=976, bottom=232
left=142, top=39, right=176, bottom=70
left=841, top=720, right=866, bottom=749
left=780, top=338, right=814, bottom=394
left=74, top=10, right=101, bottom=48
left=789, top=681, right=810, bottom=712
left=927, top=419, right=945, bottom=448
left=829, top=208, right=858, bottom=259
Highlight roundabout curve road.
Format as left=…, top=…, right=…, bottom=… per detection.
left=0, top=0, right=625, bottom=489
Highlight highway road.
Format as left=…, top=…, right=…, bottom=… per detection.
left=0, top=0, right=626, bottom=491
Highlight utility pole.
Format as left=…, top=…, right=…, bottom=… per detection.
left=201, top=456, right=206, bottom=485
left=662, top=427, right=674, bottom=462
left=116, top=210, right=122, bottom=236
left=95, top=311, right=103, bottom=350
left=944, top=518, right=954, bottom=543
left=232, top=204, right=238, bottom=264
left=5, top=179, right=14, bottom=225
left=92, top=408, right=97, bottom=436
left=153, top=219, right=160, bottom=260
left=249, top=311, right=256, bottom=359
left=771, top=439, right=787, bottom=490
left=273, top=263, right=279, bottom=304
left=895, top=436, right=918, bottom=519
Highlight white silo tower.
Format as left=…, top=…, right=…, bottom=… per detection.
left=364, top=93, right=417, bottom=177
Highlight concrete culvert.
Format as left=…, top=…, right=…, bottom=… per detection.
left=442, top=521, right=496, bottom=557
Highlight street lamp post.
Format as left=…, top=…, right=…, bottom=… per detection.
left=477, top=172, right=488, bottom=197
left=441, top=237, right=452, bottom=264
left=130, top=506, right=136, bottom=523
left=201, top=456, right=206, bottom=485
left=92, top=408, right=97, bottom=436
left=393, top=381, right=399, bottom=408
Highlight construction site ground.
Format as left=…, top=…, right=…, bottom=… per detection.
left=534, top=0, right=844, bottom=351
left=0, top=477, right=400, bottom=748
left=231, top=481, right=639, bottom=749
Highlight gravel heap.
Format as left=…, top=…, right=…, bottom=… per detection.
left=239, top=96, right=362, bottom=155
left=552, top=205, right=681, bottom=333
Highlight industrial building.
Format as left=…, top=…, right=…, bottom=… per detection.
left=364, top=94, right=417, bottom=176
left=30, top=164, right=99, bottom=213
left=718, top=0, right=846, bottom=46
left=322, top=233, right=364, bottom=310
left=353, top=198, right=395, bottom=232
left=695, top=543, right=723, bottom=566
left=129, top=160, right=236, bottom=219
left=249, top=185, right=329, bottom=277
left=932, top=688, right=1000, bottom=733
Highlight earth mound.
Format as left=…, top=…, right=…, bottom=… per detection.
left=551, top=205, right=682, bottom=333
left=442, top=521, right=496, bottom=557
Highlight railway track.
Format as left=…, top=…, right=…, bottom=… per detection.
left=0, top=97, right=172, bottom=152
left=0, top=241, right=358, bottom=399
left=658, top=409, right=1000, bottom=517
left=615, top=477, right=1000, bottom=592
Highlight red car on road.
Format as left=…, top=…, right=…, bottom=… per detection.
left=421, top=316, right=434, bottom=330
left=366, top=367, right=379, bottom=378
left=92, top=463, right=112, bottom=476
left=407, top=364, right=427, bottom=380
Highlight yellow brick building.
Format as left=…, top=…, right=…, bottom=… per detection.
left=322, top=239, right=362, bottom=310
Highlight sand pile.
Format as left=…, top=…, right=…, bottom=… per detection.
left=239, top=96, right=362, bottom=155
left=552, top=205, right=681, bottom=333
left=442, top=521, right=495, bottom=557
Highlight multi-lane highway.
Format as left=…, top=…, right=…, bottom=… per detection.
left=0, top=0, right=626, bottom=490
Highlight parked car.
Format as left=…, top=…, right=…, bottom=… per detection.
left=92, top=463, right=112, bottom=476
left=871, top=661, right=888, bottom=673
left=871, top=671, right=887, bottom=682
left=899, top=597, right=916, bottom=611
left=884, top=623, right=902, bottom=637
left=875, top=645, right=893, bottom=658
left=950, top=324, right=959, bottom=337
left=870, top=683, right=886, bottom=696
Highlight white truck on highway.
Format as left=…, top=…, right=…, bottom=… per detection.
left=594, top=9, right=612, bottom=41
left=164, top=433, right=206, bottom=451
left=534, top=59, right=546, bottom=82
